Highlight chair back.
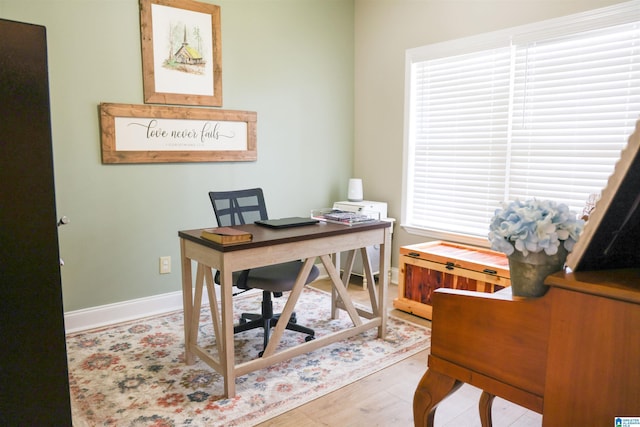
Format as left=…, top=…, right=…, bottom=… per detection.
left=209, top=188, right=268, bottom=226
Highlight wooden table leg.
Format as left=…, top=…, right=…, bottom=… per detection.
left=479, top=391, right=495, bottom=427
left=220, top=264, right=236, bottom=397
left=342, top=249, right=357, bottom=291
left=321, top=254, right=363, bottom=327
left=361, top=247, right=378, bottom=317
left=331, top=252, right=339, bottom=319
left=188, top=264, right=206, bottom=364
left=180, top=240, right=196, bottom=365
left=376, top=227, right=390, bottom=338
left=261, top=258, right=316, bottom=358
left=203, top=267, right=222, bottom=357
left=331, top=250, right=357, bottom=317
left=413, top=369, right=463, bottom=427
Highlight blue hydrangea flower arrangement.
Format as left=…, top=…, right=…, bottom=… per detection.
left=488, top=199, right=584, bottom=257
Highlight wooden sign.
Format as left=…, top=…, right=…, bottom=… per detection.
left=99, top=103, right=257, bottom=163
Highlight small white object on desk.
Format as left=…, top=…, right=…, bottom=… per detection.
left=347, top=178, right=363, bottom=202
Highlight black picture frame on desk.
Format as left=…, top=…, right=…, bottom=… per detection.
left=567, top=119, right=640, bottom=271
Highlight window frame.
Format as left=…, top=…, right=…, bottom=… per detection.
left=401, top=0, right=640, bottom=248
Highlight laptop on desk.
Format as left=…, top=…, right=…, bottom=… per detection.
left=254, top=217, right=319, bottom=229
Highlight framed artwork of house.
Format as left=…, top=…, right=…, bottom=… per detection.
left=140, top=0, right=222, bottom=106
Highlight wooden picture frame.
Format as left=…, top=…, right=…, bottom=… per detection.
left=140, top=0, right=222, bottom=106
left=99, top=103, right=257, bottom=164
left=566, top=119, right=640, bottom=271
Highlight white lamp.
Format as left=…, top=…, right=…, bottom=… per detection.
left=347, top=178, right=363, bottom=202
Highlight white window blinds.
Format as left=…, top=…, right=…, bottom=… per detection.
left=403, top=0, right=640, bottom=245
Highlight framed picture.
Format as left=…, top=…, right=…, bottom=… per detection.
left=140, top=0, right=222, bottom=106
left=99, top=103, right=257, bottom=163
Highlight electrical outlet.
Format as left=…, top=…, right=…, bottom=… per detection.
left=159, top=256, right=171, bottom=274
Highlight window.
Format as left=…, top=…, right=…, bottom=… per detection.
left=403, top=0, right=640, bottom=247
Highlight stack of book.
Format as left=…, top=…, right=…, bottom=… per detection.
left=200, top=227, right=252, bottom=244
left=311, top=209, right=378, bottom=226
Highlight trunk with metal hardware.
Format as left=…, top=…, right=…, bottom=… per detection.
left=393, top=241, right=511, bottom=320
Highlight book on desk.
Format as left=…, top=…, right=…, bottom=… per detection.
left=311, top=208, right=379, bottom=226
left=201, top=227, right=252, bottom=244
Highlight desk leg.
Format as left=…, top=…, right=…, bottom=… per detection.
left=203, top=267, right=222, bottom=357
left=189, top=265, right=206, bottom=361
left=220, top=266, right=236, bottom=397
left=360, top=247, right=379, bottom=318
left=377, top=227, right=391, bottom=338
left=321, top=254, right=363, bottom=327
left=413, top=369, right=463, bottom=427
left=479, top=391, right=495, bottom=427
left=261, top=258, right=316, bottom=358
left=180, top=240, right=196, bottom=365
left=342, top=249, right=357, bottom=291
left=331, top=252, right=338, bottom=319
left=331, top=250, right=357, bottom=319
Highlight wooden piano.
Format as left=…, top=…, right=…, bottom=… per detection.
left=413, top=270, right=640, bottom=426
left=414, top=120, right=640, bottom=426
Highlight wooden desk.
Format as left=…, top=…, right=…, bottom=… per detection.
left=178, top=220, right=391, bottom=397
left=413, top=269, right=640, bottom=426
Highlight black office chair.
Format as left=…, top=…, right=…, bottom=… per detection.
left=208, top=188, right=319, bottom=353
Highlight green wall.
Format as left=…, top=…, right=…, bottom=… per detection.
left=0, top=0, right=354, bottom=311
left=3, top=0, right=630, bottom=312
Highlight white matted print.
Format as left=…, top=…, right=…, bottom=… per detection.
left=99, top=103, right=256, bottom=164
left=114, top=117, right=246, bottom=151
left=140, top=0, right=222, bottom=106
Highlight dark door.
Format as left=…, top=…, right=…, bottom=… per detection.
left=0, top=19, right=72, bottom=425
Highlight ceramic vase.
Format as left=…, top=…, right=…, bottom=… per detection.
left=507, top=245, right=568, bottom=298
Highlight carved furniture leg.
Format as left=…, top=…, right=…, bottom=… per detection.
left=413, top=369, right=463, bottom=427
left=479, top=391, right=496, bottom=427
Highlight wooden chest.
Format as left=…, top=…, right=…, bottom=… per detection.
left=393, top=241, right=510, bottom=320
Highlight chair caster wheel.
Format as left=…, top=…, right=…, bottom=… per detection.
left=305, top=335, right=315, bottom=342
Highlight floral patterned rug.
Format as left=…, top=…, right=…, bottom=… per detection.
left=67, top=287, right=431, bottom=426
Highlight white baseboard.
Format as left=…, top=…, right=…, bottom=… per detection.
left=391, top=266, right=398, bottom=284
left=64, top=290, right=186, bottom=334
left=64, top=266, right=399, bottom=334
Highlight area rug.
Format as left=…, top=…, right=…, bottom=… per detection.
left=67, top=287, right=431, bottom=426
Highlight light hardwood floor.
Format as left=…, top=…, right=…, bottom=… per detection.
left=257, top=278, right=542, bottom=427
